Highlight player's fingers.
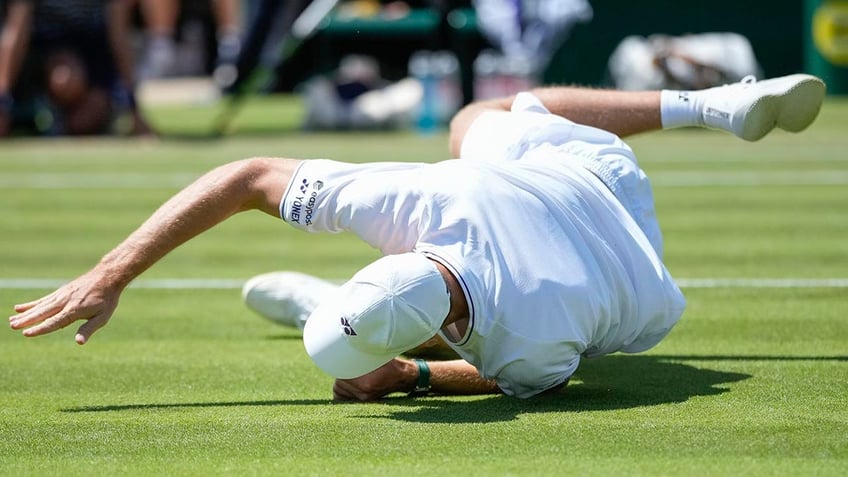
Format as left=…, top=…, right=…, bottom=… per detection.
left=9, top=297, right=63, bottom=330
left=332, top=379, right=361, bottom=401
left=20, top=306, right=90, bottom=338
left=12, top=290, right=60, bottom=313
left=14, top=300, right=41, bottom=313
left=74, top=313, right=110, bottom=345
left=333, top=378, right=384, bottom=402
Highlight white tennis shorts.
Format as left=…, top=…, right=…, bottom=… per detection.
left=460, top=92, right=664, bottom=257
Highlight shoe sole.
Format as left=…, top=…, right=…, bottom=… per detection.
left=739, top=74, right=826, bottom=141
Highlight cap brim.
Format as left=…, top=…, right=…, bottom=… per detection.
left=302, top=300, right=396, bottom=379
left=303, top=253, right=450, bottom=380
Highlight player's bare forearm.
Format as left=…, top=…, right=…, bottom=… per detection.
left=94, top=157, right=297, bottom=288
left=427, top=359, right=501, bottom=395
left=333, top=358, right=500, bottom=401
left=9, top=157, right=299, bottom=343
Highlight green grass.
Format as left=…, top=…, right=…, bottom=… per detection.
left=1, top=96, right=846, bottom=476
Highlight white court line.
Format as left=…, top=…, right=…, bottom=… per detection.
left=1, top=278, right=847, bottom=290
left=0, top=173, right=199, bottom=189
left=647, top=155, right=848, bottom=164
left=0, top=278, right=246, bottom=290
left=676, top=278, right=848, bottom=288
left=651, top=171, right=848, bottom=187
left=2, top=171, right=848, bottom=189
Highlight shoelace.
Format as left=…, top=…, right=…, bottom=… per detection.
left=716, top=75, right=757, bottom=92
left=714, top=75, right=757, bottom=96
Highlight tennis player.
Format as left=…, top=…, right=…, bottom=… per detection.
left=10, top=74, right=826, bottom=400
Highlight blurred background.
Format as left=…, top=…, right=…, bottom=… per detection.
left=1, top=0, right=846, bottom=139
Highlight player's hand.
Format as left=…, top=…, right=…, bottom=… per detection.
left=8, top=271, right=123, bottom=344
left=332, top=358, right=418, bottom=401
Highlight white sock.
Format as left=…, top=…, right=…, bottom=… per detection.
left=660, top=89, right=706, bottom=129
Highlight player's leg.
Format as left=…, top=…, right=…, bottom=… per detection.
left=449, top=74, right=825, bottom=156
left=449, top=88, right=659, bottom=156
left=661, top=74, right=825, bottom=141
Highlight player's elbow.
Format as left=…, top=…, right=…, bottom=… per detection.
left=232, top=157, right=301, bottom=216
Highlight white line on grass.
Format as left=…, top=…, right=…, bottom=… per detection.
left=0, top=278, right=246, bottom=290
left=1, top=278, right=847, bottom=290
left=650, top=171, right=848, bottom=187
left=646, top=155, right=848, bottom=164
left=0, top=173, right=199, bottom=189
left=676, top=278, right=848, bottom=288
left=2, top=171, right=848, bottom=189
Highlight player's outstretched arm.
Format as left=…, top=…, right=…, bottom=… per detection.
left=333, top=358, right=501, bottom=401
left=9, top=157, right=301, bottom=343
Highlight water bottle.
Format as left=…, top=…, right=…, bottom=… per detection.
left=408, top=51, right=438, bottom=134
left=430, top=51, right=461, bottom=125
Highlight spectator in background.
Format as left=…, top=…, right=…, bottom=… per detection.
left=468, top=0, right=592, bottom=101
left=136, top=0, right=243, bottom=81
left=472, top=0, right=592, bottom=75
left=0, top=0, right=153, bottom=137
left=607, top=33, right=763, bottom=91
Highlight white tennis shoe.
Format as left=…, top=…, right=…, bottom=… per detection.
left=700, top=74, right=826, bottom=141
left=242, top=272, right=339, bottom=330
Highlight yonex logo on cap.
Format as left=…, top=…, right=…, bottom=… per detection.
left=340, top=317, right=357, bottom=336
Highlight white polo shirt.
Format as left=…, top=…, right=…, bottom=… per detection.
left=280, top=94, right=686, bottom=398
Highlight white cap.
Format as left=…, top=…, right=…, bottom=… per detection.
left=303, top=253, right=450, bottom=379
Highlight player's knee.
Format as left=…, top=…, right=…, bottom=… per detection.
left=449, top=104, right=504, bottom=158
left=448, top=105, right=479, bottom=158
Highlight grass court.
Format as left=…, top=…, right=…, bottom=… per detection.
left=1, top=96, right=846, bottom=476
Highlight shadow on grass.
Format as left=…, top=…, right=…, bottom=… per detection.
left=367, top=355, right=754, bottom=423
left=380, top=353, right=841, bottom=423
left=264, top=334, right=304, bottom=341
left=648, top=354, right=848, bottom=361
left=62, top=355, right=757, bottom=421
left=62, top=399, right=331, bottom=413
